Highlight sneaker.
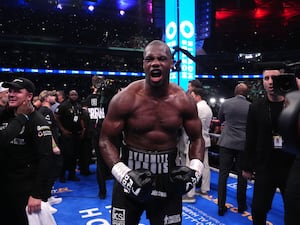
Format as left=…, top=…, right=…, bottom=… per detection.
left=45, top=202, right=58, bottom=214
left=48, top=196, right=62, bottom=205
left=182, top=195, right=196, bottom=203
left=195, top=189, right=208, bottom=196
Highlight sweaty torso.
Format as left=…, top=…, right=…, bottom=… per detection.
left=123, top=83, right=186, bottom=151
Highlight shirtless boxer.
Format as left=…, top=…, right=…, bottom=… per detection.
left=99, top=40, right=205, bottom=225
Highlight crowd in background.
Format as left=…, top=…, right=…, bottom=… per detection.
left=1, top=1, right=300, bottom=224
left=0, top=4, right=161, bottom=71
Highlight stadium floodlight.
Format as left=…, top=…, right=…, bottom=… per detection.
left=88, top=5, right=94, bottom=12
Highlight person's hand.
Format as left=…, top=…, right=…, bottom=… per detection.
left=16, top=100, right=34, bottom=116
left=170, top=166, right=200, bottom=195
left=53, top=145, right=61, bottom=155
left=26, top=196, right=42, bottom=214
left=112, top=162, right=153, bottom=202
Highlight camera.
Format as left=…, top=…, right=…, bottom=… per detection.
left=279, top=91, right=300, bottom=153
left=272, top=73, right=298, bottom=95
left=273, top=61, right=300, bottom=95
left=92, top=76, right=115, bottom=92
left=276, top=62, right=300, bottom=153
left=255, top=61, right=300, bottom=95
left=91, top=76, right=117, bottom=106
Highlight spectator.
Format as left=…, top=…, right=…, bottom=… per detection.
left=56, top=90, right=66, bottom=104
left=191, top=88, right=213, bottom=196
left=217, top=82, right=250, bottom=216
left=187, top=79, right=202, bottom=94
left=38, top=90, right=63, bottom=209
left=50, top=90, right=60, bottom=114
left=182, top=87, right=213, bottom=203
left=242, top=68, right=295, bottom=224
left=0, top=77, right=54, bottom=225
left=55, top=89, right=84, bottom=182
left=32, top=95, right=42, bottom=109
left=85, top=76, right=111, bottom=199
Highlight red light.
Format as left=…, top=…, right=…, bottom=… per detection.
left=253, top=8, right=269, bottom=19
left=216, top=10, right=235, bottom=20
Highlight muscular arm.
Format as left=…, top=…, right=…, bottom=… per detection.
left=99, top=92, right=128, bottom=169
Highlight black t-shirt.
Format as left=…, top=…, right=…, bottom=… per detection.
left=85, top=93, right=107, bottom=129
left=55, top=99, right=83, bottom=133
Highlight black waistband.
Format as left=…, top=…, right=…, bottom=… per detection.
left=124, top=144, right=176, bottom=155
left=121, top=145, right=177, bottom=174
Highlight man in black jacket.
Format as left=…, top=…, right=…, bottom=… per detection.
left=0, top=77, right=54, bottom=225
left=242, top=68, right=295, bottom=225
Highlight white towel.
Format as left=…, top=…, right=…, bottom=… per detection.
left=26, top=202, right=57, bottom=225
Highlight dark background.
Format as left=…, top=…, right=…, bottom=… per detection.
left=0, top=0, right=299, bottom=101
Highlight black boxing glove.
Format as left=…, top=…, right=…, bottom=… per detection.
left=170, top=159, right=203, bottom=195
left=111, top=162, right=153, bottom=202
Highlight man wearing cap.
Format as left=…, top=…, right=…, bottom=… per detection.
left=0, top=81, right=33, bottom=143
left=0, top=77, right=54, bottom=225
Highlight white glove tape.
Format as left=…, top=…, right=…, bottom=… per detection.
left=189, top=159, right=204, bottom=176
left=111, top=162, right=131, bottom=183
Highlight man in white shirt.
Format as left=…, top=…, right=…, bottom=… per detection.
left=182, top=87, right=213, bottom=203
left=190, top=87, right=213, bottom=195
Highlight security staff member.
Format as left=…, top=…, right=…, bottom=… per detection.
left=0, top=77, right=53, bottom=225
left=55, top=89, right=84, bottom=182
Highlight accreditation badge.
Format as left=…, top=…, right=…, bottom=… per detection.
left=273, top=135, right=283, bottom=149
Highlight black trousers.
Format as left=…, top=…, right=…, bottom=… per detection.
left=79, top=137, right=92, bottom=175
left=218, top=147, right=247, bottom=209
left=95, top=147, right=109, bottom=195
left=285, top=156, right=300, bottom=225
left=251, top=151, right=293, bottom=225
left=59, top=134, right=81, bottom=178
left=92, top=128, right=109, bottom=195
left=0, top=191, right=30, bottom=225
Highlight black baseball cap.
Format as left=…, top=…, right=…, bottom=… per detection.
left=3, top=77, right=36, bottom=93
